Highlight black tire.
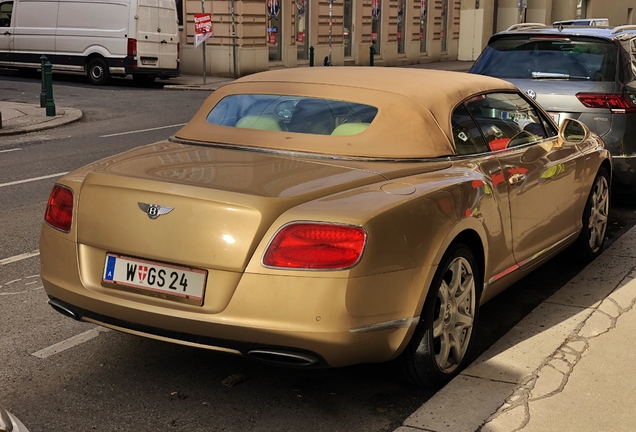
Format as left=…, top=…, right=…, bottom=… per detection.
left=86, top=58, right=111, bottom=85
left=132, top=74, right=156, bottom=86
left=398, top=243, right=481, bottom=388
left=573, top=167, right=610, bottom=261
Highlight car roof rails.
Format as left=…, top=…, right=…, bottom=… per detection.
left=611, top=25, right=636, bottom=34
left=505, top=23, right=547, bottom=32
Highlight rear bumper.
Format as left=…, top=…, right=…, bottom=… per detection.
left=40, top=227, right=430, bottom=368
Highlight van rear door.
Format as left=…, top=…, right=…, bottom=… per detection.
left=136, top=0, right=178, bottom=71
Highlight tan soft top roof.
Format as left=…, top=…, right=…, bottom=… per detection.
left=176, top=67, right=518, bottom=159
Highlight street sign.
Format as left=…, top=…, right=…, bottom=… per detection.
left=194, top=13, right=212, bottom=47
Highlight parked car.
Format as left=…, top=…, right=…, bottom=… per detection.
left=0, top=404, right=29, bottom=432
left=470, top=23, right=636, bottom=191
left=0, top=0, right=180, bottom=85
left=40, top=68, right=610, bottom=387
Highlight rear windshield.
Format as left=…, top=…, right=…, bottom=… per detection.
left=206, top=95, right=378, bottom=136
left=471, top=36, right=618, bottom=81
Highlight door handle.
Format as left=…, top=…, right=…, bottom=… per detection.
left=161, top=39, right=167, bottom=44
left=3, top=31, right=10, bottom=36
left=508, top=173, right=526, bottom=185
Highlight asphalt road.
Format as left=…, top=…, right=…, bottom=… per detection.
left=1, top=71, right=635, bottom=432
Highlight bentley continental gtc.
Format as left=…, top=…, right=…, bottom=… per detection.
left=40, top=68, right=611, bottom=387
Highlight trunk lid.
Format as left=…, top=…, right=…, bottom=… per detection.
left=77, top=142, right=391, bottom=273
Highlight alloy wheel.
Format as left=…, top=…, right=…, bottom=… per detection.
left=587, top=175, right=609, bottom=252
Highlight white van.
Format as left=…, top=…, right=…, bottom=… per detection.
left=0, top=0, right=179, bottom=85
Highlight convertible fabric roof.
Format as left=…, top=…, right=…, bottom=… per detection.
left=176, top=67, right=517, bottom=158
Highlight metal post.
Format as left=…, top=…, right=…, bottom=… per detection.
left=309, top=46, right=314, bottom=67
left=369, top=45, right=375, bottom=66
left=40, top=55, right=48, bottom=108
left=231, top=0, right=237, bottom=78
left=328, top=0, right=333, bottom=65
left=201, top=0, right=206, bottom=84
left=44, top=61, right=56, bottom=117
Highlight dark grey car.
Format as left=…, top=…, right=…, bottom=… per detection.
left=470, top=23, right=636, bottom=191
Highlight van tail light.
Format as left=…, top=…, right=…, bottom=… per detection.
left=177, top=42, right=180, bottom=60
left=127, top=38, right=137, bottom=57
left=576, top=93, right=636, bottom=114
left=45, top=185, right=73, bottom=232
left=262, top=223, right=367, bottom=270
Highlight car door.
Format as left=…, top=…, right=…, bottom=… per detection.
left=465, top=92, right=584, bottom=266
left=0, top=0, right=14, bottom=65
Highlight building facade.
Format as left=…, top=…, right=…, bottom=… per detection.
left=177, top=0, right=636, bottom=76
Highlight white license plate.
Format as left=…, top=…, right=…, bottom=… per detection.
left=141, top=59, right=157, bottom=66
left=103, top=254, right=207, bottom=305
left=548, top=112, right=561, bottom=125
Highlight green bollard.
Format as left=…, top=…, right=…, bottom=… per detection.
left=40, top=55, right=48, bottom=108
left=44, top=61, right=56, bottom=117
left=369, top=44, right=375, bottom=66
left=309, top=46, right=314, bottom=67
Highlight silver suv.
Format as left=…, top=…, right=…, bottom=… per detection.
left=470, top=23, right=636, bottom=191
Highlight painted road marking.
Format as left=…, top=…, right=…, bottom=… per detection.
left=0, top=172, right=68, bottom=188
left=0, top=251, right=40, bottom=266
left=0, top=148, right=21, bottom=153
left=31, top=327, right=111, bottom=359
left=100, top=123, right=186, bottom=138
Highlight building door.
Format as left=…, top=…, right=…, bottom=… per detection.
left=441, top=0, right=448, bottom=52
left=296, top=0, right=308, bottom=60
left=371, top=0, right=381, bottom=55
left=420, top=0, right=427, bottom=53
left=344, top=0, right=353, bottom=57
left=267, top=0, right=282, bottom=62
left=397, top=0, right=406, bottom=54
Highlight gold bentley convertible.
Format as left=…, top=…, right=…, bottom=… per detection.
left=40, top=68, right=610, bottom=387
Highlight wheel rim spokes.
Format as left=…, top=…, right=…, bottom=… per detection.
left=433, top=256, right=476, bottom=373
left=588, top=176, right=609, bottom=251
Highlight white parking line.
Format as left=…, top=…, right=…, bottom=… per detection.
left=0, top=148, right=21, bottom=153
left=31, top=327, right=111, bottom=359
left=0, top=172, right=68, bottom=188
left=0, top=251, right=40, bottom=266
left=100, top=123, right=187, bottom=138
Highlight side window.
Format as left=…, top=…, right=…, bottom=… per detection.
left=465, top=92, right=549, bottom=151
left=451, top=105, right=490, bottom=155
left=0, top=1, right=12, bottom=27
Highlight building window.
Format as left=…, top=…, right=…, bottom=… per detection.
left=296, top=0, right=309, bottom=60
left=372, top=0, right=381, bottom=55
left=344, top=0, right=353, bottom=57
left=175, top=0, right=183, bottom=27
left=576, top=0, right=587, bottom=19
left=420, top=0, right=427, bottom=53
left=267, top=0, right=282, bottom=62
left=397, top=0, right=406, bottom=54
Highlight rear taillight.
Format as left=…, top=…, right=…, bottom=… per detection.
left=576, top=93, right=636, bottom=114
left=177, top=42, right=180, bottom=60
left=262, top=223, right=367, bottom=270
left=45, top=185, right=73, bottom=232
left=127, top=38, right=137, bottom=57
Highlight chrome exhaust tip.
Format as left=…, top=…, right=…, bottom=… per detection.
left=48, top=298, right=80, bottom=320
left=247, top=349, right=320, bottom=367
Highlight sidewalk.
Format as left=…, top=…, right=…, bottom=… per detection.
left=0, top=101, right=83, bottom=137
left=395, top=227, right=636, bottom=432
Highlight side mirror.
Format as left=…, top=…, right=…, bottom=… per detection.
left=558, top=118, right=589, bottom=143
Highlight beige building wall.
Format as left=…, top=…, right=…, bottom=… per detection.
left=585, top=0, right=636, bottom=25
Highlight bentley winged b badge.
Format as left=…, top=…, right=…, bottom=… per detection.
left=138, top=202, right=174, bottom=219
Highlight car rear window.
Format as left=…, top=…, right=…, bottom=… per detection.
left=206, top=94, right=378, bottom=136
left=471, top=36, right=618, bottom=81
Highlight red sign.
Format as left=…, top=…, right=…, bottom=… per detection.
left=194, top=13, right=213, bottom=47
left=297, top=31, right=305, bottom=43
left=372, top=32, right=377, bottom=41
left=269, top=33, right=277, bottom=44
left=420, top=30, right=424, bottom=39
left=397, top=30, right=402, bottom=40
left=194, top=13, right=212, bottom=34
